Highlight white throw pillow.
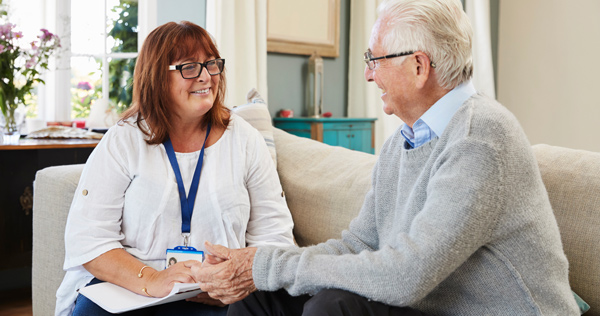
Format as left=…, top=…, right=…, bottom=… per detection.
left=232, top=88, right=277, bottom=167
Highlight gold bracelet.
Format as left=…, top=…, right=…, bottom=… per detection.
left=142, top=287, right=152, bottom=297
left=138, top=265, right=150, bottom=278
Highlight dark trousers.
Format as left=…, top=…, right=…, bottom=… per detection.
left=73, top=278, right=228, bottom=316
left=227, top=289, right=430, bottom=316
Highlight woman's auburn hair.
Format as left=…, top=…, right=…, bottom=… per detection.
left=121, top=21, right=230, bottom=145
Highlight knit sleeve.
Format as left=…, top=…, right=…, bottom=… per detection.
left=253, top=139, right=507, bottom=306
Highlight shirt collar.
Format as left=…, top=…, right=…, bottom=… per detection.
left=419, top=80, right=477, bottom=138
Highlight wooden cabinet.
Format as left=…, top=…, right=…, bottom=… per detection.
left=273, top=117, right=376, bottom=154
left=0, top=139, right=99, bottom=293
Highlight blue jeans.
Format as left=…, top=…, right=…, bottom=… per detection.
left=72, top=278, right=228, bottom=316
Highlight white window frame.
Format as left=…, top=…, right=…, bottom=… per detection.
left=39, top=0, right=156, bottom=122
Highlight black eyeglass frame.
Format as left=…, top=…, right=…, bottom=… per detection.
left=168, top=58, right=226, bottom=79
left=364, top=50, right=415, bottom=70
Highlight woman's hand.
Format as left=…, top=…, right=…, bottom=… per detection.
left=83, top=249, right=200, bottom=298
left=143, top=260, right=198, bottom=297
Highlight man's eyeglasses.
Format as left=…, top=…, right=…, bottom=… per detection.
left=169, top=58, right=225, bottom=79
left=363, top=49, right=414, bottom=70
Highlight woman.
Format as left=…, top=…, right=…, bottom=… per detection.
left=55, top=21, right=295, bottom=316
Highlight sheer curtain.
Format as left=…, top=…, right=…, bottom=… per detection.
left=466, top=0, right=495, bottom=99
left=347, top=0, right=402, bottom=154
left=206, top=0, right=268, bottom=108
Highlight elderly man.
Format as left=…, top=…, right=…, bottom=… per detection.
left=192, top=0, right=580, bottom=315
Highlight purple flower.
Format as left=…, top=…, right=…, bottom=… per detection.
left=0, top=22, right=61, bottom=115
left=77, top=81, right=93, bottom=90
left=25, top=56, right=37, bottom=69
left=39, top=28, right=54, bottom=41
left=0, top=23, right=14, bottom=36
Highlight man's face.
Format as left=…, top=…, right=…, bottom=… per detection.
left=364, top=18, right=417, bottom=121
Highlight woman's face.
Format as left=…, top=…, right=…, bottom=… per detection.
left=168, top=52, right=220, bottom=122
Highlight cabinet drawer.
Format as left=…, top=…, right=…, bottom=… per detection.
left=273, top=117, right=376, bottom=154
left=322, top=121, right=373, bottom=131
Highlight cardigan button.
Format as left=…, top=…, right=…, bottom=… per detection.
left=281, top=191, right=285, bottom=197
left=82, top=189, right=88, bottom=196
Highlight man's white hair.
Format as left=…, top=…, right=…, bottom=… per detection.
left=378, top=0, right=473, bottom=90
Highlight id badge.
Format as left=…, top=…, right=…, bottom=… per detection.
left=166, top=246, right=204, bottom=269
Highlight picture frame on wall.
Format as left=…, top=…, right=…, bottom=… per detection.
left=267, top=0, right=340, bottom=58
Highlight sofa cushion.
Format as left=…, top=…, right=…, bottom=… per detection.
left=533, top=144, right=600, bottom=315
left=273, top=128, right=378, bottom=247
left=231, top=88, right=277, bottom=167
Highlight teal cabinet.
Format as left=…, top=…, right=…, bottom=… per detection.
left=273, top=117, right=377, bottom=154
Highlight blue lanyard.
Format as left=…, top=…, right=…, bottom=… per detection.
left=163, top=123, right=211, bottom=234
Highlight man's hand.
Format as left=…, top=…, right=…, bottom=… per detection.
left=191, top=242, right=258, bottom=304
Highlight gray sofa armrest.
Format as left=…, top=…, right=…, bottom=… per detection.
left=32, top=164, right=84, bottom=316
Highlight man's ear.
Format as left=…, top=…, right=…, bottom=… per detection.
left=414, top=52, right=433, bottom=89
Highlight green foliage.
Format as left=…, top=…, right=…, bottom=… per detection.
left=0, top=0, right=6, bottom=18
left=108, top=0, right=137, bottom=113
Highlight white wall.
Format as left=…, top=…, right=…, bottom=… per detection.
left=497, top=0, right=600, bottom=152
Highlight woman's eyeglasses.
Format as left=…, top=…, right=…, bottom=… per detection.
left=169, top=58, right=225, bottom=79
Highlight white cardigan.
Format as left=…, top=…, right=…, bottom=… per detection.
left=56, top=114, right=294, bottom=315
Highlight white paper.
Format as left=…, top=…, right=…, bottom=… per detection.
left=79, top=282, right=202, bottom=313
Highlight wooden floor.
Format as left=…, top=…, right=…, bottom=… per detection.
left=0, top=298, right=32, bottom=316
left=0, top=288, right=32, bottom=316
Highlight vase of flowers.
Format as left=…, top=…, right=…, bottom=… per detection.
left=0, top=21, right=61, bottom=144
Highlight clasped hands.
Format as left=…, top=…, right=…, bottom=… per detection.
left=142, top=241, right=255, bottom=306
left=188, top=241, right=258, bottom=305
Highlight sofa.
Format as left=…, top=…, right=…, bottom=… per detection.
left=32, top=128, right=598, bottom=315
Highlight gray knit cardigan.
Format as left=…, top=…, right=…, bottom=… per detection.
left=254, top=94, right=580, bottom=315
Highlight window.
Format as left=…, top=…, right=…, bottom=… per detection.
left=5, top=0, right=141, bottom=124
left=70, top=0, right=138, bottom=119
